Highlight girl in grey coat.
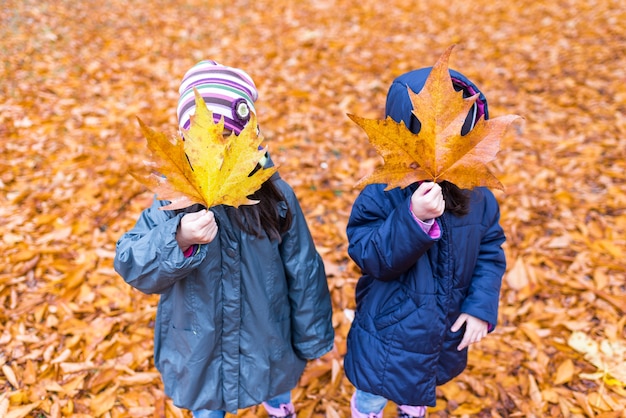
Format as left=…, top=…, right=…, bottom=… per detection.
left=114, top=61, right=334, bottom=418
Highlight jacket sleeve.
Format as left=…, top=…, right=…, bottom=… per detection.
left=347, top=185, right=440, bottom=281
left=114, top=197, right=207, bottom=294
left=278, top=185, right=334, bottom=360
left=461, top=189, right=507, bottom=328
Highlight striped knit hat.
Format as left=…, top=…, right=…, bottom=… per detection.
left=177, top=60, right=258, bottom=134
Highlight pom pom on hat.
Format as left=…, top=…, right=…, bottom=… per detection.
left=177, top=60, right=258, bottom=134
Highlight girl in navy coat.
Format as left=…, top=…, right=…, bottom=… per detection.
left=344, top=68, right=507, bottom=418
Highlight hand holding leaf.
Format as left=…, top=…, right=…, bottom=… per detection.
left=176, top=209, right=219, bottom=251
left=410, top=181, right=445, bottom=221
left=349, top=45, right=520, bottom=191
left=131, top=89, right=276, bottom=210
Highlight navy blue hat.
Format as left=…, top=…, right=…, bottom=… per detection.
left=385, top=68, right=489, bottom=136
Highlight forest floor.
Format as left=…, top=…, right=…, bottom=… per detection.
left=1, top=0, right=625, bottom=417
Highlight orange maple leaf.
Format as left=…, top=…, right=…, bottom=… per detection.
left=131, top=89, right=276, bottom=210
left=349, top=45, right=520, bottom=191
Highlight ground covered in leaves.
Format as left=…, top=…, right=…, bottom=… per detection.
left=1, top=0, right=625, bottom=417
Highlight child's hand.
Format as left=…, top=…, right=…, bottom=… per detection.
left=176, top=209, right=218, bottom=252
left=410, top=182, right=445, bottom=221
left=451, top=313, right=488, bottom=351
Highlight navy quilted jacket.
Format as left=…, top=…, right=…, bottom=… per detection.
left=343, top=68, right=506, bottom=406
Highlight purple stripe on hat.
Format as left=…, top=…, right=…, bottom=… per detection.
left=178, top=97, right=238, bottom=122
left=178, top=86, right=246, bottom=104
left=178, top=96, right=249, bottom=133
left=179, top=69, right=257, bottom=100
left=181, top=114, right=244, bottom=132
left=176, top=83, right=256, bottom=113
left=182, top=64, right=253, bottom=81
left=181, top=80, right=255, bottom=102
left=177, top=88, right=256, bottom=127
left=183, top=78, right=256, bottom=100
left=179, top=88, right=247, bottom=105
left=182, top=68, right=254, bottom=87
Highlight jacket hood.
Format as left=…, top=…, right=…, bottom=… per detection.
left=385, top=68, right=489, bottom=136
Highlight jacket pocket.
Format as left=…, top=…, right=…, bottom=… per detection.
left=373, top=291, right=418, bottom=330
left=170, top=285, right=198, bottom=333
left=158, top=326, right=213, bottom=371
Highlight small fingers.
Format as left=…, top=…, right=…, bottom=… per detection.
left=416, top=181, right=436, bottom=195
left=457, top=337, right=470, bottom=351
left=451, top=314, right=467, bottom=332
left=457, top=330, right=480, bottom=351
left=207, top=226, right=219, bottom=242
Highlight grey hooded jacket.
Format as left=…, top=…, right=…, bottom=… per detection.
left=114, top=173, right=334, bottom=413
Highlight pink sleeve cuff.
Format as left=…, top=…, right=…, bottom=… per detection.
left=409, top=202, right=442, bottom=239
left=182, top=245, right=197, bottom=258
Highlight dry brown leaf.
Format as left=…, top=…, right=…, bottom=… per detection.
left=325, top=405, right=341, bottom=418
left=349, top=45, right=520, bottom=191
left=554, top=358, right=575, bottom=385
left=5, top=402, right=41, bottom=418
left=90, top=385, right=119, bottom=417
left=0, top=394, right=9, bottom=417
left=118, top=372, right=161, bottom=385
left=2, top=365, right=19, bottom=389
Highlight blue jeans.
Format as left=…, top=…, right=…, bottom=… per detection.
left=192, top=410, right=225, bottom=418
left=354, top=389, right=388, bottom=414
left=192, top=391, right=291, bottom=418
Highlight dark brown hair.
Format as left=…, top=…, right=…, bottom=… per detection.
left=441, top=181, right=470, bottom=217
left=232, top=174, right=292, bottom=242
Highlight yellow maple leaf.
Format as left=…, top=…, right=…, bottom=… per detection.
left=131, top=89, right=276, bottom=210
left=349, top=45, right=520, bottom=191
